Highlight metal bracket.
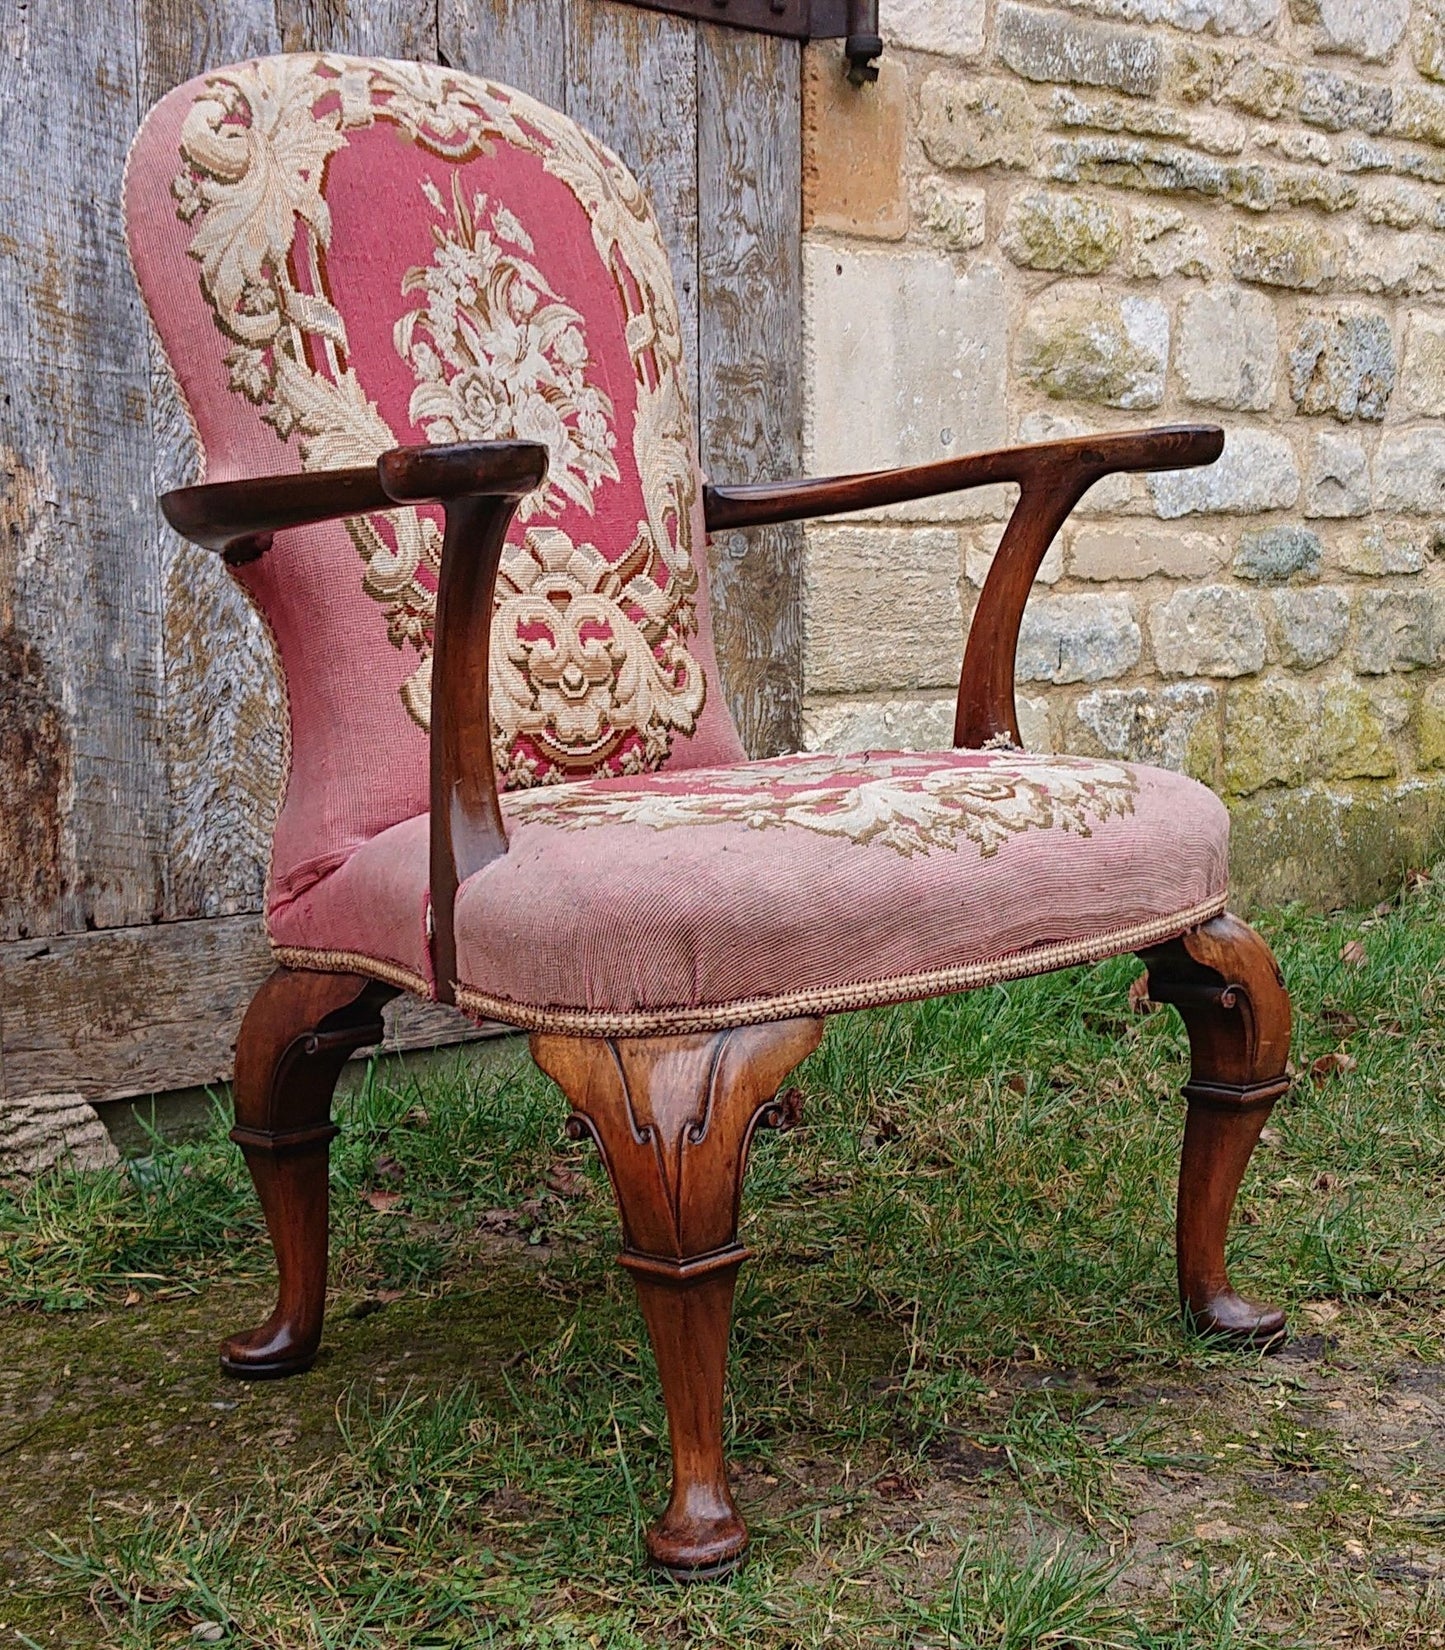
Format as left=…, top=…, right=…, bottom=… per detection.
left=606, top=0, right=882, bottom=81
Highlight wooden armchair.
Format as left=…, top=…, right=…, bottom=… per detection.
left=126, top=55, right=1291, bottom=1580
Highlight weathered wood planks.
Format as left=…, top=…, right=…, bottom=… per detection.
left=0, top=0, right=805, bottom=1112
left=0, top=917, right=485, bottom=1107
left=699, top=26, right=805, bottom=757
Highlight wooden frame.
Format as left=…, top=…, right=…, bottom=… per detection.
left=163, top=419, right=1291, bottom=1579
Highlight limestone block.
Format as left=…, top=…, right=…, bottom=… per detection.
left=965, top=524, right=1063, bottom=586
left=1303, top=431, right=1371, bottom=517
left=1151, top=585, right=1267, bottom=676
left=1299, top=70, right=1394, bottom=132
left=1415, top=0, right=1445, bottom=84
left=1417, top=680, right=1445, bottom=767
left=1149, top=428, right=1299, bottom=517
left=1288, top=309, right=1395, bottom=420
left=885, top=0, right=987, bottom=57
left=1340, top=524, right=1427, bottom=576
left=1300, top=0, right=1409, bottom=62
left=1352, top=588, right=1436, bottom=672
left=1223, top=676, right=1316, bottom=794
left=1000, top=190, right=1122, bottom=274
left=1176, top=287, right=1278, bottom=410
left=1049, top=135, right=1276, bottom=210
left=803, top=693, right=956, bottom=753
left=1268, top=586, right=1350, bottom=667
left=1373, top=429, right=1445, bottom=515
left=1039, top=0, right=1278, bottom=32
left=803, top=525, right=962, bottom=693
left=916, top=178, right=986, bottom=251
left=920, top=74, right=1035, bottom=172
left=1400, top=310, right=1445, bottom=415
left=1016, top=286, right=1168, bottom=409
left=1338, top=228, right=1445, bottom=300
left=805, top=247, right=1008, bottom=519
left=1233, top=524, right=1322, bottom=582
left=1230, top=222, right=1340, bottom=289
left=1071, top=683, right=1218, bottom=778
left=997, top=5, right=1164, bottom=96
left=0, top=1093, right=120, bottom=1176
left=1070, top=526, right=1226, bottom=579
left=1127, top=206, right=1217, bottom=279
left=803, top=47, right=909, bottom=241
left=1015, top=594, right=1141, bottom=683
left=1390, top=86, right=1445, bottom=147
left=1319, top=678, right=1399, bottom=779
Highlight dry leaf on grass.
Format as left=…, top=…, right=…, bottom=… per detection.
left=545, top=1164, right=588, bottom=1199
left=1302, top=1299, right=1341, bottom=1325
left=371, top=1153, right=406, bottom=1186
left=1340, top=939, right=1367, bottom=966
left=1319, top=1008, right=1360, bottom=1035
left=1127, top=972, right=1156, bottom=1013
left=1310, top=1050, right=1358, bottom=1084
left=361, top=1189, right=405, bottom=1214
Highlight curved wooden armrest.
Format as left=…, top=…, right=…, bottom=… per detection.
left=704, top=423, right=1223, bottom=754
left=161, top=440, right=548, bottom=563
left=701, top=425, right=1223, bottom=532
left=161, top=439, right=549, bottom=1006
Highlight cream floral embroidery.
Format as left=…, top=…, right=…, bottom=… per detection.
left=395, top=177, right=620, bottom=519
left=501, top=753, right=1140, bottom=858
left=173, top=54, right=704, bottom=778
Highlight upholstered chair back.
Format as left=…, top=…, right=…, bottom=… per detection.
left=125, top=55, right=743, bottom=914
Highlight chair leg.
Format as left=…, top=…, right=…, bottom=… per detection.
left=220, top=966, right=394, bottom=1380
left=531, top=1018, right=824, bottom=1580
left=1142, top=913, right=1292, bottom=1346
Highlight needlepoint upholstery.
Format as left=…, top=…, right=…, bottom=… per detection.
left=268, top=750, right=1230, bottom=1033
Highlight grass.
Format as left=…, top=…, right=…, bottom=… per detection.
left=0, top=875, right=1442, bottom=1646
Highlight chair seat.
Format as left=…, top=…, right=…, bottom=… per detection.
left=269, top=749, right=1229, bottom=1034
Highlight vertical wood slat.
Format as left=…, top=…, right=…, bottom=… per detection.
left=440, top=0, right=568, bottom=103
left=565, top=1, right=700, bottom=434
left=698, top=26, right=805, bottom=757
left=136, top=1, right=288, bottom=922
left=0, top=0, right=167, bottom=941
left=276, top=0, right=440, bottom=57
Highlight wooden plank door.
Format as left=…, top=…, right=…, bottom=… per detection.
left=0, top=0, right=803, bottom=1117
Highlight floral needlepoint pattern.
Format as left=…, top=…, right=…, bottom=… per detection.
left=172, top=54, right=705, bottom=778
left=502, top=752, right=1140, bottom=858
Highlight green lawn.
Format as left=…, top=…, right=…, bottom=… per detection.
left=1, top=880, right=1442, bottom=1647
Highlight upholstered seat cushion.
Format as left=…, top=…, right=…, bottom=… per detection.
left=268, top=749, right=1229, bottom=1034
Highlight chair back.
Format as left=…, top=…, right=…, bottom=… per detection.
left=125, top=55, right=741, bottom=909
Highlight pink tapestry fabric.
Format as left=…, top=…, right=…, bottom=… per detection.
left=124, top=56, right=743, bottom=919
left=269, top=751, right=1230, bottom=1034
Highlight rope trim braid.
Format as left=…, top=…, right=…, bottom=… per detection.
left=272, top=946, right=431, bottom=999
left=458, top=893, right=1228, bottom=1036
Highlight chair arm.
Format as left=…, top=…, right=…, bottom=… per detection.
left=160, top=440, right=548, bottom=562
left=162, top=440, right=549, bottom=1005
left=700, top=425, right=1222, bottom=531
left=702, top=424, right=1223, bottom=752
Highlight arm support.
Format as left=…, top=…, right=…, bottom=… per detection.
left=162, top=440, right=549, bottom=1004
left=702, top=424, right=1224, bottom=750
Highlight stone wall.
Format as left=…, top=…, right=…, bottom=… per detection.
left=800, top=0, right=1445, bottom=907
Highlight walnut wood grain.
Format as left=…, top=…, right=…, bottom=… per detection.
left=221, top=966, right=397, bottom=1378
left=1140, top=913, right=1292, bottom=1346
left=532, top=1018, right=825, bottom=1578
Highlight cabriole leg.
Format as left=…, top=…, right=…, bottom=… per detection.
left=1142, top=913, right=1292, bottom=1346
left=531, top=1018, right=824, bottom=1580
left=221, top=967, right=394, bottom=1380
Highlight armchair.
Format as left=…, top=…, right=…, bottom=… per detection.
left=127, top=54, right=1291, bottom=1580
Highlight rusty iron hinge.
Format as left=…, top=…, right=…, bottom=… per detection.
left=606, top=0, right=882, bottom=82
